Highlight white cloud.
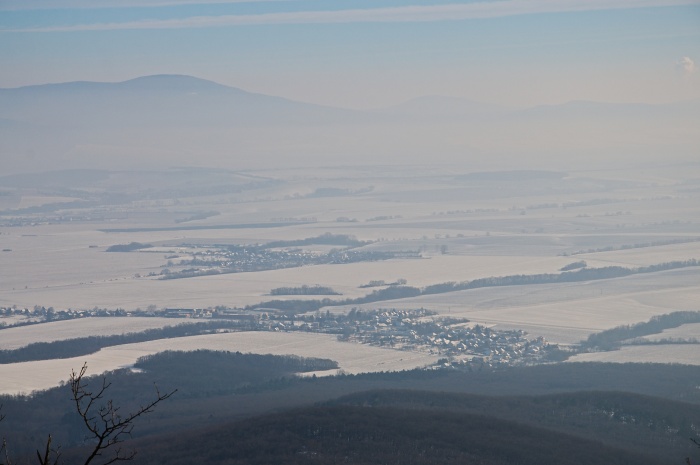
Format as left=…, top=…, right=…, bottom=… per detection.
left=676, top=56, right=696, bottom=75
left=4, top=0, right=700, bottom=31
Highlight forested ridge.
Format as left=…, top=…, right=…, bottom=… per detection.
left=2, top=352, right=699, bottom=464
left=127, top=405, right=661, bottom=465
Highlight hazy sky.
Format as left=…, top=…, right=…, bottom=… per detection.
left=1, top=0, right=699, bottom=108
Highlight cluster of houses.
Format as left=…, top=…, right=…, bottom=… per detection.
left=1, top=304, right=559, bottom=368
left=317, top=309, right=557, bottom=367
left=255, top=308, right=560, bottom=368
left=159, top=243, right=403, bottom=280
left=0, top=305, right=130, bottom=323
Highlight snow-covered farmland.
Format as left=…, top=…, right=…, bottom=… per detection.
left=2, top=165, right=699, bottom=371
left=575, top=241, right=700, bottom=267
left=0, top=317, right=193, bottom=350
left=637, top=323, right=700, bottom=342
left=0, top=332, right=439, bottom=395
left=568, top=345, right=700, bottom=365
left=336, top=268, right=700, bottom=344
left=0, top=247, right=599, bottom=309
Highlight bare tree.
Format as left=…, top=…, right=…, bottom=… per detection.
left=688, top=437, right=700, bottom=465
left=0, top=363, right=176, bottom=465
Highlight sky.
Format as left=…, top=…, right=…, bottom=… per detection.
left=1, top=0, right=699, bottom=109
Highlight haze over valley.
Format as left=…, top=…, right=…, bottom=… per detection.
left=1, top=1, right=700, bottom=463
left=2, top=74, right=699, bottom=174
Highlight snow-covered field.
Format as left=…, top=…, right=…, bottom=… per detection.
left=568, top=345, right=700, bottom=365
left=0, top=164, right=698, bottom=390
left=0, top=332, right=439, bottom=395
left=0, top=317, right=193, bottom=350
left=638, top=323, right=700, bottom=341
left=572, top=242, right=700, bottom=268
left=0, top=252, right=585, bottom=309
left=337, top=268, right=700, bottom=344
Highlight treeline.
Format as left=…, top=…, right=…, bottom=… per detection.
left=263, top=233, right=370, bottom=249
left=629, top=337, right=699, bottom=345
left=402, top=260, right=699, bottom=297
left=582, top=310, right=700, bottom=350
left=0, top=321, right=252, bottom=364
left=105, top=242, right=153, bottom=252
left=270, top=285, right=341, bottom=296
left=247, top=286, right=422, bottom=313
left=560, top=260, right=587, bottom=271
left=359, top=278, right=407, bottom=288
left=424, top=260, right=700, bottom=293
left=248, top=260, right=699, bottom=313
left=567, top=236, right=700, bottom=256
left=174, top=210, right=219, bottom=223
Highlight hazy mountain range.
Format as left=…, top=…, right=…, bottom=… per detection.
left=1, top=75, right=698, bottom=174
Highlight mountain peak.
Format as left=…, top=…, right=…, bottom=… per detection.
left=115, top=74, right=235, bottom=93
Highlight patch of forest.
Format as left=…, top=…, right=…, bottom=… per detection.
left=560, top=259, right=587, bottom=271
left=264, top=233, right=370, bottom=249
left=270, top=285, right=341, bottom=296
left=582, top=311, right=700, bottom=350
left=105, top=241, right=153, bottom=252
left=174, top=210, right=219, bottom=223
left=246, top=285, right=422, bottom=313
left=359, top=278, right=407, bottom=288
left=133, top=350, right=338, bottom=397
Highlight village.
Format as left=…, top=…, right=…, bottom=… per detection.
left=266, top=307, right=561, bottom=369
left=156, top=242, right=413, bottom=280
left=1, top=304, right=562, bottom=370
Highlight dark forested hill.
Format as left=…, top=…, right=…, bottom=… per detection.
left=128, top=405, right=661, bottom=465
left=3, top=353, right=700, bottom=464
left=327, top=389, right=700, bottom=462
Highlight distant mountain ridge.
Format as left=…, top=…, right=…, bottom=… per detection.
left=0, top=74, right=363, bottom=127
left=376, top=94, right=509, bottom=120
left=1, top=74, right=245, bottom=94
left=1, top=74, right=698, bottom=174
left=4, top=74, right=697, bottom=114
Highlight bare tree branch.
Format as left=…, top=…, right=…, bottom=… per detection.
left=70, top=363, right=176, bottom=465
left=35, top=435, right=60, bottom=465
left=1, top=438, right=11, bottom=465
left=688, top=437, right=700, bottom=465
left=1, top=365, right=174, bottom=465
left=0, top=405, right=10, bottom=465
